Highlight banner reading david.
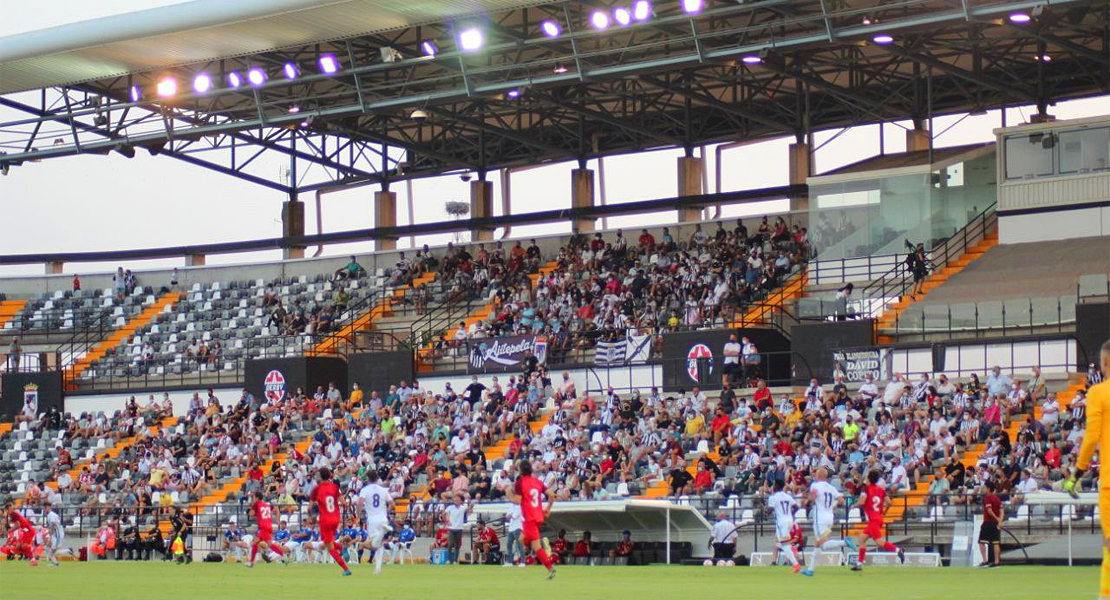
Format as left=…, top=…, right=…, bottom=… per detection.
left=468, top=336, right=548, bottom=373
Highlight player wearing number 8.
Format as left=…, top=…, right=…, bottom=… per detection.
left=357, top=471, right=395, bottom=575
left=310, top=467, right=352, bottom=576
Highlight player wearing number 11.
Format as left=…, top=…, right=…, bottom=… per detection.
left=310, top=467, right=352, bottom=576
left=504, top=460, right=557, bottom=579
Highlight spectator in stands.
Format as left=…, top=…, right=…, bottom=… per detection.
left=7, top=337, right=20, bottom=372
left=72, top=273, right=81, bottom=292
left=334, top=255, right=366, bottom=281
left=114, top=266, right=127, bottom=301
left=986, top=366, right=1012, bottom=397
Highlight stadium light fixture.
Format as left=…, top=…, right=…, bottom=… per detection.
left=288, top=105, right=301, bottom=114
left=872, top=33, right=894, bottom=45
left=192, top=73, right=212, bottom=94
left=283, top=62, right=299, bottom=80
left=1009, top=12, right=1032, bottom=24
left=590, top=10, right=611, bottom=30
left=421, top=40, right=439, bottom=57
left=1037, top=53, right=1052, bottom=62
left=247, top=67, right=267, bottom=87
left=633, top=1, right=652, bottom=21
left=614, top=7, right=632, bottom=26
left=682, top=0, right=704, bottom=15
left=741, top=55, right=762, bottom=65
left=227, top=71, right=242, bottom=89
left=506, top=88, right=521, bottom=99
left=553, top=63, right=569, bottom=74
left=129, top=85, right=142, bottom=103
left=156, top=77, right=177, bottom=98
left=541, top=19, right=562, bottom=37
left=458, top=27, right=484, bottom=52
left=318, top=54, right=339, bottom=74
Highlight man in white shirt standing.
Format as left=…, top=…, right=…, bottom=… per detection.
left=357, top=471, right=395, bottom=574
left=504, top=502, right=525, bottom=567
left=709, top=513, right=737, bottom=564
left=443, top=493, right=470, bottom=564
left=801, top=467, right=856, bottom=576
left=722, top=334, right=742, bottom=387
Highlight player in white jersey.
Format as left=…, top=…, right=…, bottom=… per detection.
left=41, top=502, right=68, bottom=566
left=801, top=467, right=856, bottom=577
left=356, top=471, right=395, bottom=575
left=766, top=481, right=802, bottom=572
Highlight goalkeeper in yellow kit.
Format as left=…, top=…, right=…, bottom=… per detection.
left=1069, top=340, right=1110, bottom=599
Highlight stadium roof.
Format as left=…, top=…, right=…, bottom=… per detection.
left=0, top=0, right=549, bottom=94
left=1, top=0, right=1107, bottom=194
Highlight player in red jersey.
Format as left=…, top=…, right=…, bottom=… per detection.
left=850, top=470, right=905, bottom=570
left=504, top=460, right=556, bottom=579
left=4, top=504, right=37, bottom=564
left=309, top=467, right=351, bottom=576
left=247, top=490, right=287, bottom=567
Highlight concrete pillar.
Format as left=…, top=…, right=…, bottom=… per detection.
left=571, top=168, right=596, bottom=233
left=788, top=142, right=812, bottom=213
left=282, top=199, right=306, bottom=260
left=470, top=180, right=494, bottom=241
left=45, top=261, right=63, bottom=275
left=677, top=156, right=704, bottom=223
left=374, top=190, right=397, bottom=251
left=906, top=128, right=931, bottom=152
left=185, top=254, right=206, bottom=267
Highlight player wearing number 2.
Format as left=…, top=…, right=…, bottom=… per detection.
left=504, top=460, right=557, bottom=579
left=310, top=467, right=352, bottom=576
left=850, top=470, right=905, bottom=571
left=356, top=471, right=395, bottom=575
left=247, top=490, right=287, bottom=567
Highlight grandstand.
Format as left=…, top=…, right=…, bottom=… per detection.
left=1, top=2, right=1109, bottom=599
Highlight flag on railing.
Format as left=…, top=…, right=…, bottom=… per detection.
left=595, top=334, right=651, bottom=366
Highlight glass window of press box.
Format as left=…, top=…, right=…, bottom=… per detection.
left=1004, top=125, right=1110, bottom=180
left=808, top=151, right=996, bottom=262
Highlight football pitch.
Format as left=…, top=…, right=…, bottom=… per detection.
left=0, top=563, right=1097, bottom=600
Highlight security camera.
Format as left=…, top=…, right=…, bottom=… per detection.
left=460, top=172, right=473, bottom=182
left=410, top=109, right=428, bottom=122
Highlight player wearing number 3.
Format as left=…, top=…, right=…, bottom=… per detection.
left=310, top=467, right=352, bottom=576
left=504, top=460, right=557, bottom=579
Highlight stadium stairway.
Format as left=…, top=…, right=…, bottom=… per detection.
left=18, top=416, right=179, bottom=507
left=0, top=299, right=28, bottom=330
left=875, top=233, right=998, bottom=344
left=731, top=270, right=807, bottom=330
left=312, top=272, right=436, bottom=356
left=416, top=261, right=558, bottom=372
left=395, top=409, right=555, bottom=515
left=63, top=292, right=182, bottom=389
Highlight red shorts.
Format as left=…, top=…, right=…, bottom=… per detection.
left=20, top=531, right=34, bottom=547
left=256, top=528, right=273, bottom=543
left=319, top=520, right=339, bottom=545
left=521, top=521, right=542, bottom=546
left=863, top=520, right=884, bottom=540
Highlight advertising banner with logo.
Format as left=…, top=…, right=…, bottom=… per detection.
left=244, top=356, right=348, bottom=402
left=467, top=336, right=547, bottom=374
left=1, top=371, right=63, bottom=420
left=660, top=328, right=790, bottom=391
left=831, top=347, right=891, bottom=382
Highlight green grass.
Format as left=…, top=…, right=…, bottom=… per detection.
left=0, top=562, right=1097, bottom=600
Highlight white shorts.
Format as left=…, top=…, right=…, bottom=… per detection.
left=366, top=519, right=392, bottom=547
left=812, top=512, right=835, bottom=539
left=775, top=521, right=794, bottom=542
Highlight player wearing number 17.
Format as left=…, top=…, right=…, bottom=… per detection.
left=504, top=460, right=557, bottom=579
left=310, top=467, right=352, bottom=576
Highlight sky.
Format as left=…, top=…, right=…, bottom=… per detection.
left=1, top=2, right=1108, bottom=278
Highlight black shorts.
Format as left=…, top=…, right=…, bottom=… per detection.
left=978, top=521, right=1000, bottom=543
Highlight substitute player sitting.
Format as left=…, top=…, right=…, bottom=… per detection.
left=850, top=470, right=906, bottom=570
